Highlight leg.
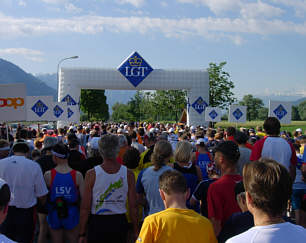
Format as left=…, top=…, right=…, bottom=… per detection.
left=50, top=228, right=64, bottom=243
left=38, top=214, right=49, bottom=243
left=65, top=225, right=79, bottom=243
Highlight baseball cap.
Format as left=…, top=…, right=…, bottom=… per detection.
left=296, top=128, right=302, bottom=132
left=196, top=138, right=205, bottom=145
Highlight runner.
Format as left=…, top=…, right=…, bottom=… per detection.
left=170, top=140, right=202, bottom=210
left=0, top=179, right=16, bottom=243
left=227, top=159, right=306, bottom=243
left=207, top=141, right=242, bottom=236
left=136, top=170, right=217, bottom=243
left=192, top=138, right=213, bottom=179
left=0, top=140, right=48, bottom=243
left=44, top=143, right=84, bottom=243
left=234, top=131, right=251, bottom=175
left=78, top=134, right=138, bottom=243
left=136, top=140, right=173, bottom=215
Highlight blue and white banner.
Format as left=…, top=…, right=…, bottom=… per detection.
left=205, top=107, right=221, bottom=122
left=117, top=51, right=153, bottom=87
left=50, top=102, right=67, bottom=121
left=269, top=100, right=292, bottom=124
left=229, top=105, right=247, bottom=123
left=26, top=96, right=53, bottom=121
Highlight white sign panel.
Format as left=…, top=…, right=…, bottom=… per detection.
left=229, top=105, right=247, bottom=123
left=26, top=96, right=54, bottom=121
left=49, top=102, right=68, bottom=121
left=66, top=106, right=79, bottom=123
left=205, top=107, right=222, bottom=122
left=268, top=100, right=292, bottom=124
left=0, top=83, right=26, bottom=121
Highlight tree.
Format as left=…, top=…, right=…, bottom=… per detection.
left=208, top=62, right=236, bottom=109
left=111, top=102, right=134, bottom=122
left=258, top=107, right=268, bottom=120
left=239, top=94, right=264, bottom=121
left=298, top=100, right=306, bottom=120
left=80, top=90, right=109, bottom=121
left=292, top=106, right=301, bottom=121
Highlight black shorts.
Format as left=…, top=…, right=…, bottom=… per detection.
left=0, top=206, right=36, bottom=243
left=87, top=214, right=128, bottom=243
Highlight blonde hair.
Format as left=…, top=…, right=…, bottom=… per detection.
left=174, top=141, right=193, bottom=164
left=151, top=140, right=173, bottom=171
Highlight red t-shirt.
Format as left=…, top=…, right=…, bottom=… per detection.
left=207, top=174, right=242, bottom=226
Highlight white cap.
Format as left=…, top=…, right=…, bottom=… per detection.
left=196, top=138, right=205, bottom=145
left=296, top=128, right=302, bottom=132
left=168, top=128, right=174, bottom=133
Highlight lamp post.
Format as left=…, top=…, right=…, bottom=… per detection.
left=57, top=56, right=79, bottom=101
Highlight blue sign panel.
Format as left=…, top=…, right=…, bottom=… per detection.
left=54, top=105, right=64, bottom=118
left=31, top=100, right=48, bottom=117
left=233, top=108, right=243, bottom=120
left=209, top=110, right=218, bottom=120
left=273, top=104, right=287, bottom=120
left=192, top=97, right=208, bottom=114
left=68, top=108, right=74, bottom=118
left=117, top=51, right=153, bottom=87
left=61, top=94, right=77, bottom=106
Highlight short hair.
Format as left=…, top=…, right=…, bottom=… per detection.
left=53, top=143, right=69, bottom=158
left=98, top=134, right=120, bottom=159
left=123, top=147, right=140, bottom=170
left=234, top=131, right=249, bottom=145
left=12, top=140, right=30, bottom=154
left=174, top=141, right=192, bottom=163
left=263, top=117, right=280, bottom=135
left=214, top=141, right=240, bottom=165
left=243, top=159, right=292, bottom=217
left=0, top=183, right=10, bottom=211
left=207, top=129, right=216, bottom=138
left=130, top=131, right=137, bottom=139
left=159, top=170, right=187, bottom=195
left=0, top=139, right=9, bottom=149
left=151, top=140, right=173, bottom=171
left=226, top=127, right=236, bottom=136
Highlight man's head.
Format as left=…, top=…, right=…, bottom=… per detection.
left=0, top=179, right=11, bottom=225
left=235, top=181, right=248, bottom=212
left=12, top=139, right=30, bottom=155
left=226, top=127, right=236, bottom=137
left=234, top=131, right=248, bottom=145
left=213, top=141, right=240, bottom=170
left=52, top=143, right=69, bottom=164
left=243, top=158, right=292, bottom=218
left=159, top=170, right=189, bottom=208
left=263, top=117, right=280, bottom=136
left=98, top=134, right=120, bottom=160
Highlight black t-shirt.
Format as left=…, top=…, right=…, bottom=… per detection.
left=193, top=178, right=217, bottom=217
left=36, top=155, right=56, bottom=174
left=68, top=150, right=87, bottom=177
left=86, top=156, right=103, bottom=171
left=218, top=211, right=254, bottom=243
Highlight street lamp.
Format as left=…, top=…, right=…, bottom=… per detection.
left=57, top=56, right=79, bottom=101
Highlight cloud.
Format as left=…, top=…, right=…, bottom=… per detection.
left=0, top=48, right=44, bottom=62
left=161, top=1, right=168, bottom=7
left=41, top=0, right=67, bottom=4
left=269, top=0, right=306, bottom=17
left=177, top=0, right=242, bottom=15
left=18, top=0, right=26, bottom=6
left=65, top=3, right=82, bottom=14
left=0, top=13, right=305, bottom=45
left=116, top=0, right=145, bottom=8
left=240, top=1, right=284, bottom=19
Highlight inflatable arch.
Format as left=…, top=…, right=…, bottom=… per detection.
left=58, top=52, right=209, bottom=127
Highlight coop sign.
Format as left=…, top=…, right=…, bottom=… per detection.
left=118, top=51, right=153, bottom=87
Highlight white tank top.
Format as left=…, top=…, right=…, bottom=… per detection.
left=91, top=165, right=128, bottom=215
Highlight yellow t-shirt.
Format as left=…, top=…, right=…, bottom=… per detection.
left=136, top=208, right=217, bottom=243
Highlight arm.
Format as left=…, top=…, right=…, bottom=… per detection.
left=191, top=152, right=197, bottom=164
left=195, top=165, right=203, bottom=182
left=78, top=169, right=95, bottom=242
left=76, top=171, right=85, bottom=199
left=127, top=169, right=139, bottom=240
left=207, top=185, right=223, bottom=236
left=136, top=169, right=147, bottom=206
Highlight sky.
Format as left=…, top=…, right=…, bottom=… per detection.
left=0, top=0, right=306, bottom=99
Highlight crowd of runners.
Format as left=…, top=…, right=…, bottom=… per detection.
left=0, top=118, right=305, bottom=243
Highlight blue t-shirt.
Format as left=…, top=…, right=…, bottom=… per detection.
left=195, top=152, right=212, bottom=179
left=136, top=165, right=173, bottom=215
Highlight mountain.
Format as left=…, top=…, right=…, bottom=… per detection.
left=254, top=94, right=306, bottom=107
left=35, top=73, right=136, bottom=113
left=293, top=97, right=306, bottom=106
left=0, top=58, right=57, bottom=99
